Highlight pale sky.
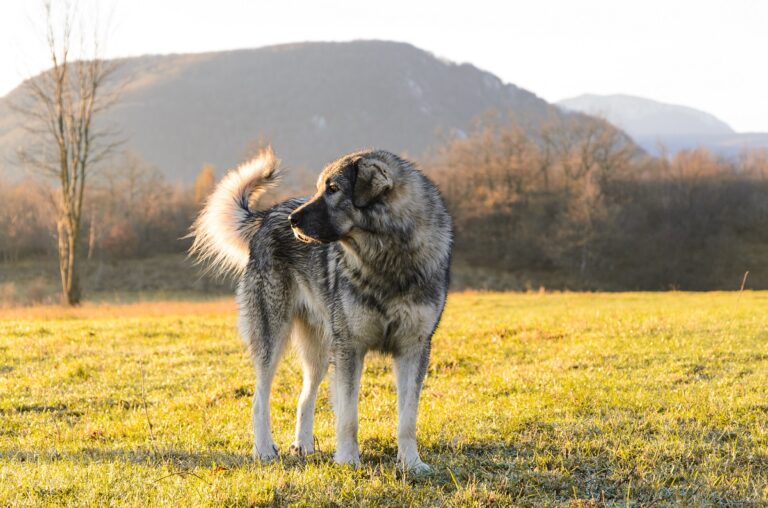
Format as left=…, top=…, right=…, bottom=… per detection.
left=1, top=0, right=766, bottom=132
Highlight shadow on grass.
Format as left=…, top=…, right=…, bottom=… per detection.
left=0, top=447, right=253, bottom=469
left=0, top=440, right=514, bottom=472
left=0, top=437, right=757, bottom=504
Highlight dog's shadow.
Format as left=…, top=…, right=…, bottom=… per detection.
left=0, top=440, right=506, bottom=473
left=0, top=441, right=614, bottom=498
left=0, top=446, right=252, bottom=470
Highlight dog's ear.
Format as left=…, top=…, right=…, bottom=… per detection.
left=353, top=157, right=393, bottom=208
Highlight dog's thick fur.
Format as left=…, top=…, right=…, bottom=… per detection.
left=190, top=148, right=452, bottom=471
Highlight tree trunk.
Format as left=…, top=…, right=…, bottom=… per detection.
left=57, top=215, right=81, bottom=305
left=87, top=210, right=96, bottom=260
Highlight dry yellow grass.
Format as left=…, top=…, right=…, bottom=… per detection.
left=1, top=291, right=767, bottom=506
left=0, top=299, right=235, bottom=321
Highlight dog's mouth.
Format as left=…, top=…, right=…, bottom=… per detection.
left=291, top=227, right=324, bottom=244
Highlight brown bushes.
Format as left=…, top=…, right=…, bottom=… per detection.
left=2, top=120, right=767, bottom=291
left=426, top=114, right=768, bottom=290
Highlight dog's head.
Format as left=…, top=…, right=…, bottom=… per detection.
left=289, top=151, right=397, bottom=244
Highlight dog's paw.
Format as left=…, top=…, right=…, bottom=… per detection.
left=253, top=443, right=279, bottom=462
left=333, top=451, right=361, bottom=467
left=288, top=441, right=314, bottom=457
left=398, top=454, right=432, bottom=474
left=405, top=460, right=432, bottom=474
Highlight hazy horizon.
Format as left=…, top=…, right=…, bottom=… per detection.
left=1, top=0, right=767, bottom=133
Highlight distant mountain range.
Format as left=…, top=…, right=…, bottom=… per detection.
left=0, top=41, right=561, bottom=183
left=3, top=42, right=759, bottom=184
left=558, top=94, right=768, bottom=156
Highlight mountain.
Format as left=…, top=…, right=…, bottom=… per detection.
left=557, top=94, right=768, bottom=156
left=558, top=94, right=735, bottom=137
left=0, top=40, right=558, bottom=183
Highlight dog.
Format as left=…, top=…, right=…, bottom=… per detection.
left=190, top=148, right=452, bottom=471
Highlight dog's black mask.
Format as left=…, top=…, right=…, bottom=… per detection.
left=289, top=198, right=342, bottom=244
left=288, top=154, right=393, bottom=244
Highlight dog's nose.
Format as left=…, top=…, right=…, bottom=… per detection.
left=288, top=214, right=298, bottom=227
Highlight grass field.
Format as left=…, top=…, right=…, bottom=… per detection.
left=1, top=292, right=767, bottom=506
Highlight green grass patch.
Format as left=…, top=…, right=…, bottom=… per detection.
left=1, top=292, right=767, bottom=506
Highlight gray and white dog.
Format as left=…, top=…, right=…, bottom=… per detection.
left=190, top=148, right=452, bottom=471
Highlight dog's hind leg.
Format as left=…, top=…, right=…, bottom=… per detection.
left=394, top=343, right=432, bottom=473
left=237, top=277, right=292, bottom=462
left=289, top=318, right=329, bottom=456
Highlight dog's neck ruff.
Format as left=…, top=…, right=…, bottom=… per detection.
left=337, top=214, right=448, bottom=296
left=335, top=167, right=451, bottom=295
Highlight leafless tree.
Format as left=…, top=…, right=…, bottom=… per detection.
left=13, top=0, right=121, bottom=304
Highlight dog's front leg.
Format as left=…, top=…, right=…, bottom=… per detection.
left=332, top=348, right=364, bottom=466
left=394, top=344, right=431, bottom=473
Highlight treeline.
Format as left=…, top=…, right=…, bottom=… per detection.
left=2, top=115, right=767, bottom=290
left=0, top=150, right=302, bottom=265
left=426, top=114, right=768, bottom=289
left=0, top=152, right=199, bottom=263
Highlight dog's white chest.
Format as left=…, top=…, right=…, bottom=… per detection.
left=343, top=297, right=438, bottom=354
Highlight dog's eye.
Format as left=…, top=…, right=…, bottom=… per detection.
left=327, top=182, right=339, bottom=194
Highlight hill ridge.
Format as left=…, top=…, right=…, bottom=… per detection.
left=0, top=40, right=556, bottom=182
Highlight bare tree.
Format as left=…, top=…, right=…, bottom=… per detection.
left=14, top=0, right=121, bottom=304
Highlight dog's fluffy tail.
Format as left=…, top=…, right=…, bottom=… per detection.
left=189, top=148, right=280, bottom=277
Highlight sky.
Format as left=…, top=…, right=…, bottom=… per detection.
left=1, top=0, right=766, bottom=132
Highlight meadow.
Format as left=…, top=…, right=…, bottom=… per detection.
left=0, top=292, right=767, bottom=506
